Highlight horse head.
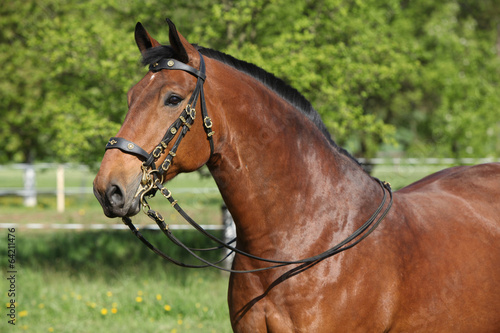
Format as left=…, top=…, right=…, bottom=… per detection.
left=93, top=20, right=214, bottom=217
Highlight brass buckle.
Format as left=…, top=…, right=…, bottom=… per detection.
left=161, top=159, right=172, bottom=172
left=152, top=145, right=163, bottom=158
left=203, top=116, right=213, bottom=128
left=186, top=104, right=196, bottom=120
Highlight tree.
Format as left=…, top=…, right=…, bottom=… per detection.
left=1, top=0, right=498, bottom=164
left=0, top=0, right=210, bottom=164
left=190, top=0, right=500, bottom=158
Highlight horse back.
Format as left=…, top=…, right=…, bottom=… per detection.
left=389, top=163, right=500, bottom=331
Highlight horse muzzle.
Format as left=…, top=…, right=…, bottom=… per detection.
left=93, top=178, right=141, bottom=218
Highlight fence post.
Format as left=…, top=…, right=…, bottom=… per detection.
left=23, top=163, right=37, bottom=207
left=222, top=205, right=236, bottom=269
left=57, top=164, right=65, bottom=213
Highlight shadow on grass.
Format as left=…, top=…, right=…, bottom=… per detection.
left=11, top=229, right=229, bottom=277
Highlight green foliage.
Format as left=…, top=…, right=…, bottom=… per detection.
left=0, top=230, right=231, bottom=332
left=0, top=0, right=498, bottom=162
left=192, top=0, right=500, bottom=158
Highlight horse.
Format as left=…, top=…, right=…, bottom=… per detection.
left=93, top=19, right=500, bottom=332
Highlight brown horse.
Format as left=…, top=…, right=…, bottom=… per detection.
left=93, top=19, right=500, bottom=332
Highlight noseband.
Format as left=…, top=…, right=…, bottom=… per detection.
left=105, top=52, right=214, bottom=194
left=103, top=52, right=394, bottom=273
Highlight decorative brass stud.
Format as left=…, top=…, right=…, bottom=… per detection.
left=170, top=128, right=177, bottom=135
left=167, top=60, right=174, bottom=67
left=108, top=139, right=117, bottom=145
left=127, top=143, right=135, bottom=150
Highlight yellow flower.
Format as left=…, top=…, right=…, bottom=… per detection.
left=48, top=328, right=54, bottom=332
left=38, top=303, right=45, bottom=309
left=164, top=304, right=171, bottom=311
left=101, top=308, right=108, bottom=315
left=112, top=302, right=118, bottom=308
left=106, top=291, right=112, bottom=297
left=156, top=294, right=162, bottom=301
left=19, top=310, right=28, bottom=317
left=177, top=319, right=183, bottom=325
left=111, top=308, right=118, bottom=314
left=137, top=290, right=143, bottom=296
left=135, top=296, right=143, bottom=303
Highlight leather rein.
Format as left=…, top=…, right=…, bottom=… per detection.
left=105, top=52, right=394, bottom=273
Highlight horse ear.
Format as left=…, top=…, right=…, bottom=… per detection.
left=166, top=18, right=199, bottom=67
left=135, top=22, right=161, bottom=54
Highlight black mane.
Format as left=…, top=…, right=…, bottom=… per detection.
left=141, top=45, right=357, bottom=162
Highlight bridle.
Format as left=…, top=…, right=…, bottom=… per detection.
left=104, top=52, right=394, bottom=273
left=106, top=52, right=214, bottom=195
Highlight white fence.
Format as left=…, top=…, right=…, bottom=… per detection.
left=1, top=158, right=499, bottom=213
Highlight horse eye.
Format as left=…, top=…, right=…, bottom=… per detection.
left=165, top=95, right=183, bottom=106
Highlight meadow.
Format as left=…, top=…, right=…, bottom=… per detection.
left=0, top=162, right=452, bottom=332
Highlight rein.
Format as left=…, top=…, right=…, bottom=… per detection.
left=105, top=53, right=394, bottom=273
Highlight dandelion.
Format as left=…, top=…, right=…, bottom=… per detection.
left=112, top=302, right=118, bottom=308
left=135, top=296, right=143, bottom=303
left=106, top=291, right=113, bottom=297
left=164, top=304, right=171, bottom=311
left=38, top=303, right=45, bottom=309
left=101, top=308, right=108, bottom=315
left=170, top=329, right=178, bottom=333
left=203, top=306, right=209, bottom=312
left=195, top=303, right=201, bottom=309
left=19, top=310, right=28, bottom=317
left=156, top=294, right=162, bottom=301
left=76, top=295, right=82, bottom=301
left=137, top=290, right=143, bottom=296
left=48, top=327, right=54, bottom=332
left=111, top=308, right=118, bottom=314
left=177, top=319, right=183, bottom=325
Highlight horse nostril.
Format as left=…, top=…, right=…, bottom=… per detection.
left=106, top=184, right=125, bottom=208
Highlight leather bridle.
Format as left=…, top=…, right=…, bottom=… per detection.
left=106, top=52, right=214, bottom=197
left=103, top=52, right=393, bottom=273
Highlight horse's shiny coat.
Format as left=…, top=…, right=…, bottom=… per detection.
left=93, top=20, right=500, bottom=332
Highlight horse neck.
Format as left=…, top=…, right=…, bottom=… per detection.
left=205, top=64, right=381, bottom=257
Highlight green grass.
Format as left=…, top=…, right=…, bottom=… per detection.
left=371, top=164, right=449, bottom=190
left=0, top=230, right=232, bottom=333
left=0, top=167, right=231, bottom=332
